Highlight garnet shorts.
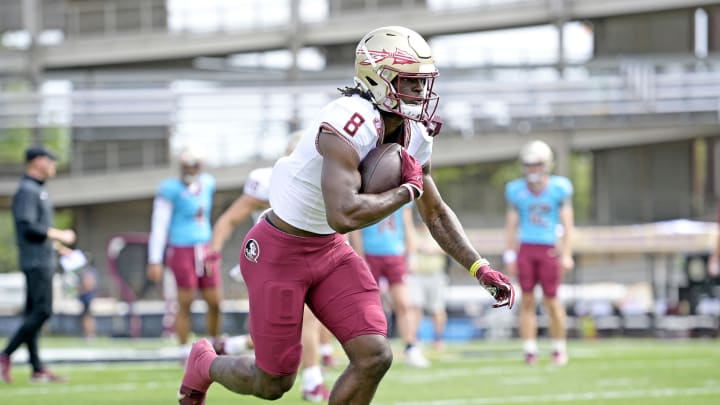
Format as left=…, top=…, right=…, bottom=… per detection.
left=240, top=218, right=386, bottom=376
left=166, top=244, right=220, bottom=290
left=364, top=255, right=407, bottom=285
left=517, top=243, right=561, bottom=297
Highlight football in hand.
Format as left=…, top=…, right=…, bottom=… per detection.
left=359, top=143, right=403, bottom=194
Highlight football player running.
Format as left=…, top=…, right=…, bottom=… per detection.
left=178, top=25, right=514, bottom=405
left=503, top=140, right=575, bottom=366
left=203, top=133, right=334, bottom=402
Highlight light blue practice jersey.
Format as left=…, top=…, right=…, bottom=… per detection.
left=361, top=209, right=406, bottom=256
left=158, top=173, right=215, bottom=246
left=505, top=175, right=573, bottom=245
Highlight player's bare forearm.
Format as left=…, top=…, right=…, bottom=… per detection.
left=325, top=185, right=413, bottom=233
left=210, top=220, right=234, bottom=252
left=211, top=195, right=266, bottom=251
left=504, top=209, right=519, bottom=251
left=560, top=232, right=573, bottom=257
left=211, top=211, right=243, bottom=252
left=559, top=204, right=575, bottom=257
left=403, top=207, right=417, bottom=253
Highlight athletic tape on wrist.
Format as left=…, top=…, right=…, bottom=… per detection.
left=401, top=184, right=416, bottom=202
left=469, top=258, right=490, bottom=278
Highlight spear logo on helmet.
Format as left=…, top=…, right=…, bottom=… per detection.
left=357, top=48, right=420, bottom=66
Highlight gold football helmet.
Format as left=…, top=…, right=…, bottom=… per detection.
left=519, top=140, right=554, bottom=183
left=520, top=140, right=554, bottom=167
left=178, top=143, right=205, bottom=167
left=354, top=26, right=439, bottom=122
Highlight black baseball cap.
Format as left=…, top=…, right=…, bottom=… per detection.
left=25, top=146, right=57, bottom=162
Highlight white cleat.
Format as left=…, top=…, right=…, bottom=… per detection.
left=552, top=350, right=568, bottom=366
left=405, top=346, right=430, bottom=368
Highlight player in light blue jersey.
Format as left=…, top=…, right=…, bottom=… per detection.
left=147, top=145, right=222, bottom=359
left=350, top=205, right=430, bottom=368
left=504, top=140, right=574, bottom=366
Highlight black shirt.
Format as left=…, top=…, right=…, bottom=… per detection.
left=12, top=174, right=56, bottom=270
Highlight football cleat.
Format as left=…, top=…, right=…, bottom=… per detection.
left=1, top=354, right=12, bottom=384
left=524, top=352, right=538, bottom=366
left=178, top=386, right=208, bottom=405
left=178, top=339, right=217, bottom=405
left=405, top=346, right=430, bottom=368
left=552, top=350, right=568, bottom=366
left=302, top=383, right=331, bottom=403
left=30, top=369, right=67, bottom=383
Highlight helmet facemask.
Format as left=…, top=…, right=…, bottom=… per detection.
left=178, top=145, right=204, bottom=185
left=382, top=68, right=439, bottom=121
left=522, top=163, right=547, bottom=184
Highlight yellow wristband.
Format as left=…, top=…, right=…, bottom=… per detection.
left=469, top=258, right=490, bottom=277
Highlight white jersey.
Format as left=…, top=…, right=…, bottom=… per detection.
left=269, top=94, right=434, bottom=234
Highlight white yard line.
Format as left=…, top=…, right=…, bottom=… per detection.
left=385, top=358, right=716, bottom=383
left=386, top=386, right=720, bottom=405
left=10, top=380, right=178, bottom=396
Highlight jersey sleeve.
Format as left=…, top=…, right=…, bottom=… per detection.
left=319, top=96, right=379, bottom=160
left=204, top=173, right=216, bottom=194
left=505, top=180, right=520, bottom=207
left=243, top=167, right=272, bottom=202
left=157, top=179, right=179, bottom=202
left=148, top=196, right=172, bottom=264
left=554, top=176, right=574, bottom=200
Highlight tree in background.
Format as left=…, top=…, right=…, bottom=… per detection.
left=0, top=212, right=16, bottom=272
left=0, top=130, right=71, bottom=165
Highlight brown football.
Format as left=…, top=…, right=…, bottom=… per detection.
left=359, top=143, right=403, bottom=194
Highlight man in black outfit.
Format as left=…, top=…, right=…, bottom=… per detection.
left=0, top=146, right=77, bottom=384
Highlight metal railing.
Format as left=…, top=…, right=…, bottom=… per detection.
left=2, top=56, right=720, bottom=173
left=25, top=0, right=540, bottom=39
left=2, top=57, right=718, bottom=124
left=8, top=0, right=706, bottom=43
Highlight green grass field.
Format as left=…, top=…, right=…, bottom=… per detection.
left=2, top=338, right=719, bottom=404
